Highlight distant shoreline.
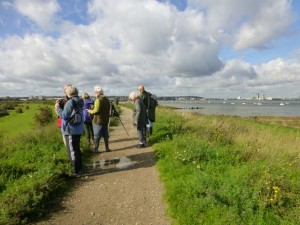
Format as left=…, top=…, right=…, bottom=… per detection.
left=158, top=100, right=300, bottom=117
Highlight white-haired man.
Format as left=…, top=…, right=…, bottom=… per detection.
left=87, top=86, right=111, bottom=153
left=129, top=91, right=148, bottom=148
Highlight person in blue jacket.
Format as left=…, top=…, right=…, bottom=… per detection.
left=82, top=92, right=94, bottom=144
left=55, top=86, right=84, bottom=175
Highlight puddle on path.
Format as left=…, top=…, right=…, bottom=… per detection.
left=88, top=156, right=134, bottom=170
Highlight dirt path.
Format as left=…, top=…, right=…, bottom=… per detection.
left=35, top=107, right=171, bottom=225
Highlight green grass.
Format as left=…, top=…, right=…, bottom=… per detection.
left=151, top=107, right=300, bottom=225
left=0, top=103, right=54, bottom=138
left=0, top=123, right=70, bottom=225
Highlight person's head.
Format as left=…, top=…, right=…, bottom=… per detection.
left=137, top=85, right=145, bottom=93
left=63, top=84, right=72, bottom=95
left=94, top=86, right=104, bottom=97
left=82, top=92, right=90, bottom=100
left=129, top=92, right=137, bottom=101
left=65, top=86, right=78, bottom=98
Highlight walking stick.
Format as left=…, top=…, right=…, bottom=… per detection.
left=110, top=102, right=130, bottom=136
left=116, top=115, right=130, bottom=136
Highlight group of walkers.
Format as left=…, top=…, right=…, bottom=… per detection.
left=55, top=84, right=157, bottom=176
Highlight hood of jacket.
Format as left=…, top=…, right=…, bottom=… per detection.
left=71, top=96, right=84, bottom=108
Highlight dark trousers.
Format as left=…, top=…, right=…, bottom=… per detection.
left=137, top=125, right=146, bottom=144
left=65, top=135, right=82, bottom=174
left=84, top=122, right=94, bottom=143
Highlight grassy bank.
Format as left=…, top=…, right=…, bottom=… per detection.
left=0, top=123, right=70, bottom=225
left=151, top=107, right=300, bottom=224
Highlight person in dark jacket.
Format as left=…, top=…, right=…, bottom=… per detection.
left=138, top=85, right=158, bottom=136
left=129, top=91, right=148, bottom=148
left=82, top=92, right=94, bottom=144
left=87, top=86, right=111, bottom=153
left=55, top=86, right=84, bottom=175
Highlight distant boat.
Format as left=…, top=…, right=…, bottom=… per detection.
left=280, top=102, right=284, bottom=106
left=231, top=102, right=235, bottom=104
left=257, top=102, right=262, bottom=106
left=242, top=102, right=246, bottom=105
left=223, top=101, right=226, bottom=104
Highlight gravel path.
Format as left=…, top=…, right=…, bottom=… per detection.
left=35, top=107, right=170, bottom=225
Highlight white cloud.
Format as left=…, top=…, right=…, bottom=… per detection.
left=14, top=0, right=60, bottom=30
left=0, top=0, right=299, bottom=98
left=187, top=0, right=295, bottom=50
left=233, top=1, right=294, bottom=50
left=254, top=58, right=300, bottom=85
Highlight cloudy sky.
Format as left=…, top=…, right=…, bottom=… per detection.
left=1, top=0, right=300, bottom=98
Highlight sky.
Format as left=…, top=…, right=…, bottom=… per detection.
left=0, top=0, right=300, bottom=98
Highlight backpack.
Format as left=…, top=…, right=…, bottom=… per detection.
left=147, top=92, right=158, bottom=122
left=66, top=99, right=82, bottom=127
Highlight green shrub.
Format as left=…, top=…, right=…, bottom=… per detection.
left=34, top=106, right=54, bottom=126
left=0, top=110, right=9, bottom=117
left=15, top=107, right=23, bottom=114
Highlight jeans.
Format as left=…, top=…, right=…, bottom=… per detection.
left=93, top=124, right=108, bottom=140
left=93, top=124, right=109, bottom=151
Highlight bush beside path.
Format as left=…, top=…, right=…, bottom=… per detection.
left=35, top=107, right=170, bottom=225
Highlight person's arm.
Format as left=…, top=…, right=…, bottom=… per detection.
left=57, top=100, right=73, bottom=120
left=88, top=99, right=99, bottom=114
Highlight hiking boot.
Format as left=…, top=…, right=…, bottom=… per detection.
left=105, top=149, right=112, bottom=152
left=137, top=143, right=145, bottom=149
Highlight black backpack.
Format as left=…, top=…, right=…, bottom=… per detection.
left=147, top=92, right=158, bottom=122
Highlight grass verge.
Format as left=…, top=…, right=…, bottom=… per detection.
left=152, top=107, right=300, bottom=224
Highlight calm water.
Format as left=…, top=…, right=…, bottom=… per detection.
left=158, top=100, right=300, bottom=117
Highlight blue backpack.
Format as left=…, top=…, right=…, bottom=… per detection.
left=66, top=99, right=82, bottom=127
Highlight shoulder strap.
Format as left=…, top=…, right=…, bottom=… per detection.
left=147, top=92, right=151, bottom=109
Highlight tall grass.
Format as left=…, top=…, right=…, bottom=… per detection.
left=0, top=123, right=70, bottom=225
left=152, top=107, right=300, bottom=225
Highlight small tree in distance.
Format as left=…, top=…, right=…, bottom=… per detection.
left=34, top=106, right=54, bottom=126
left=15, top=106, right=23, bottom=114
